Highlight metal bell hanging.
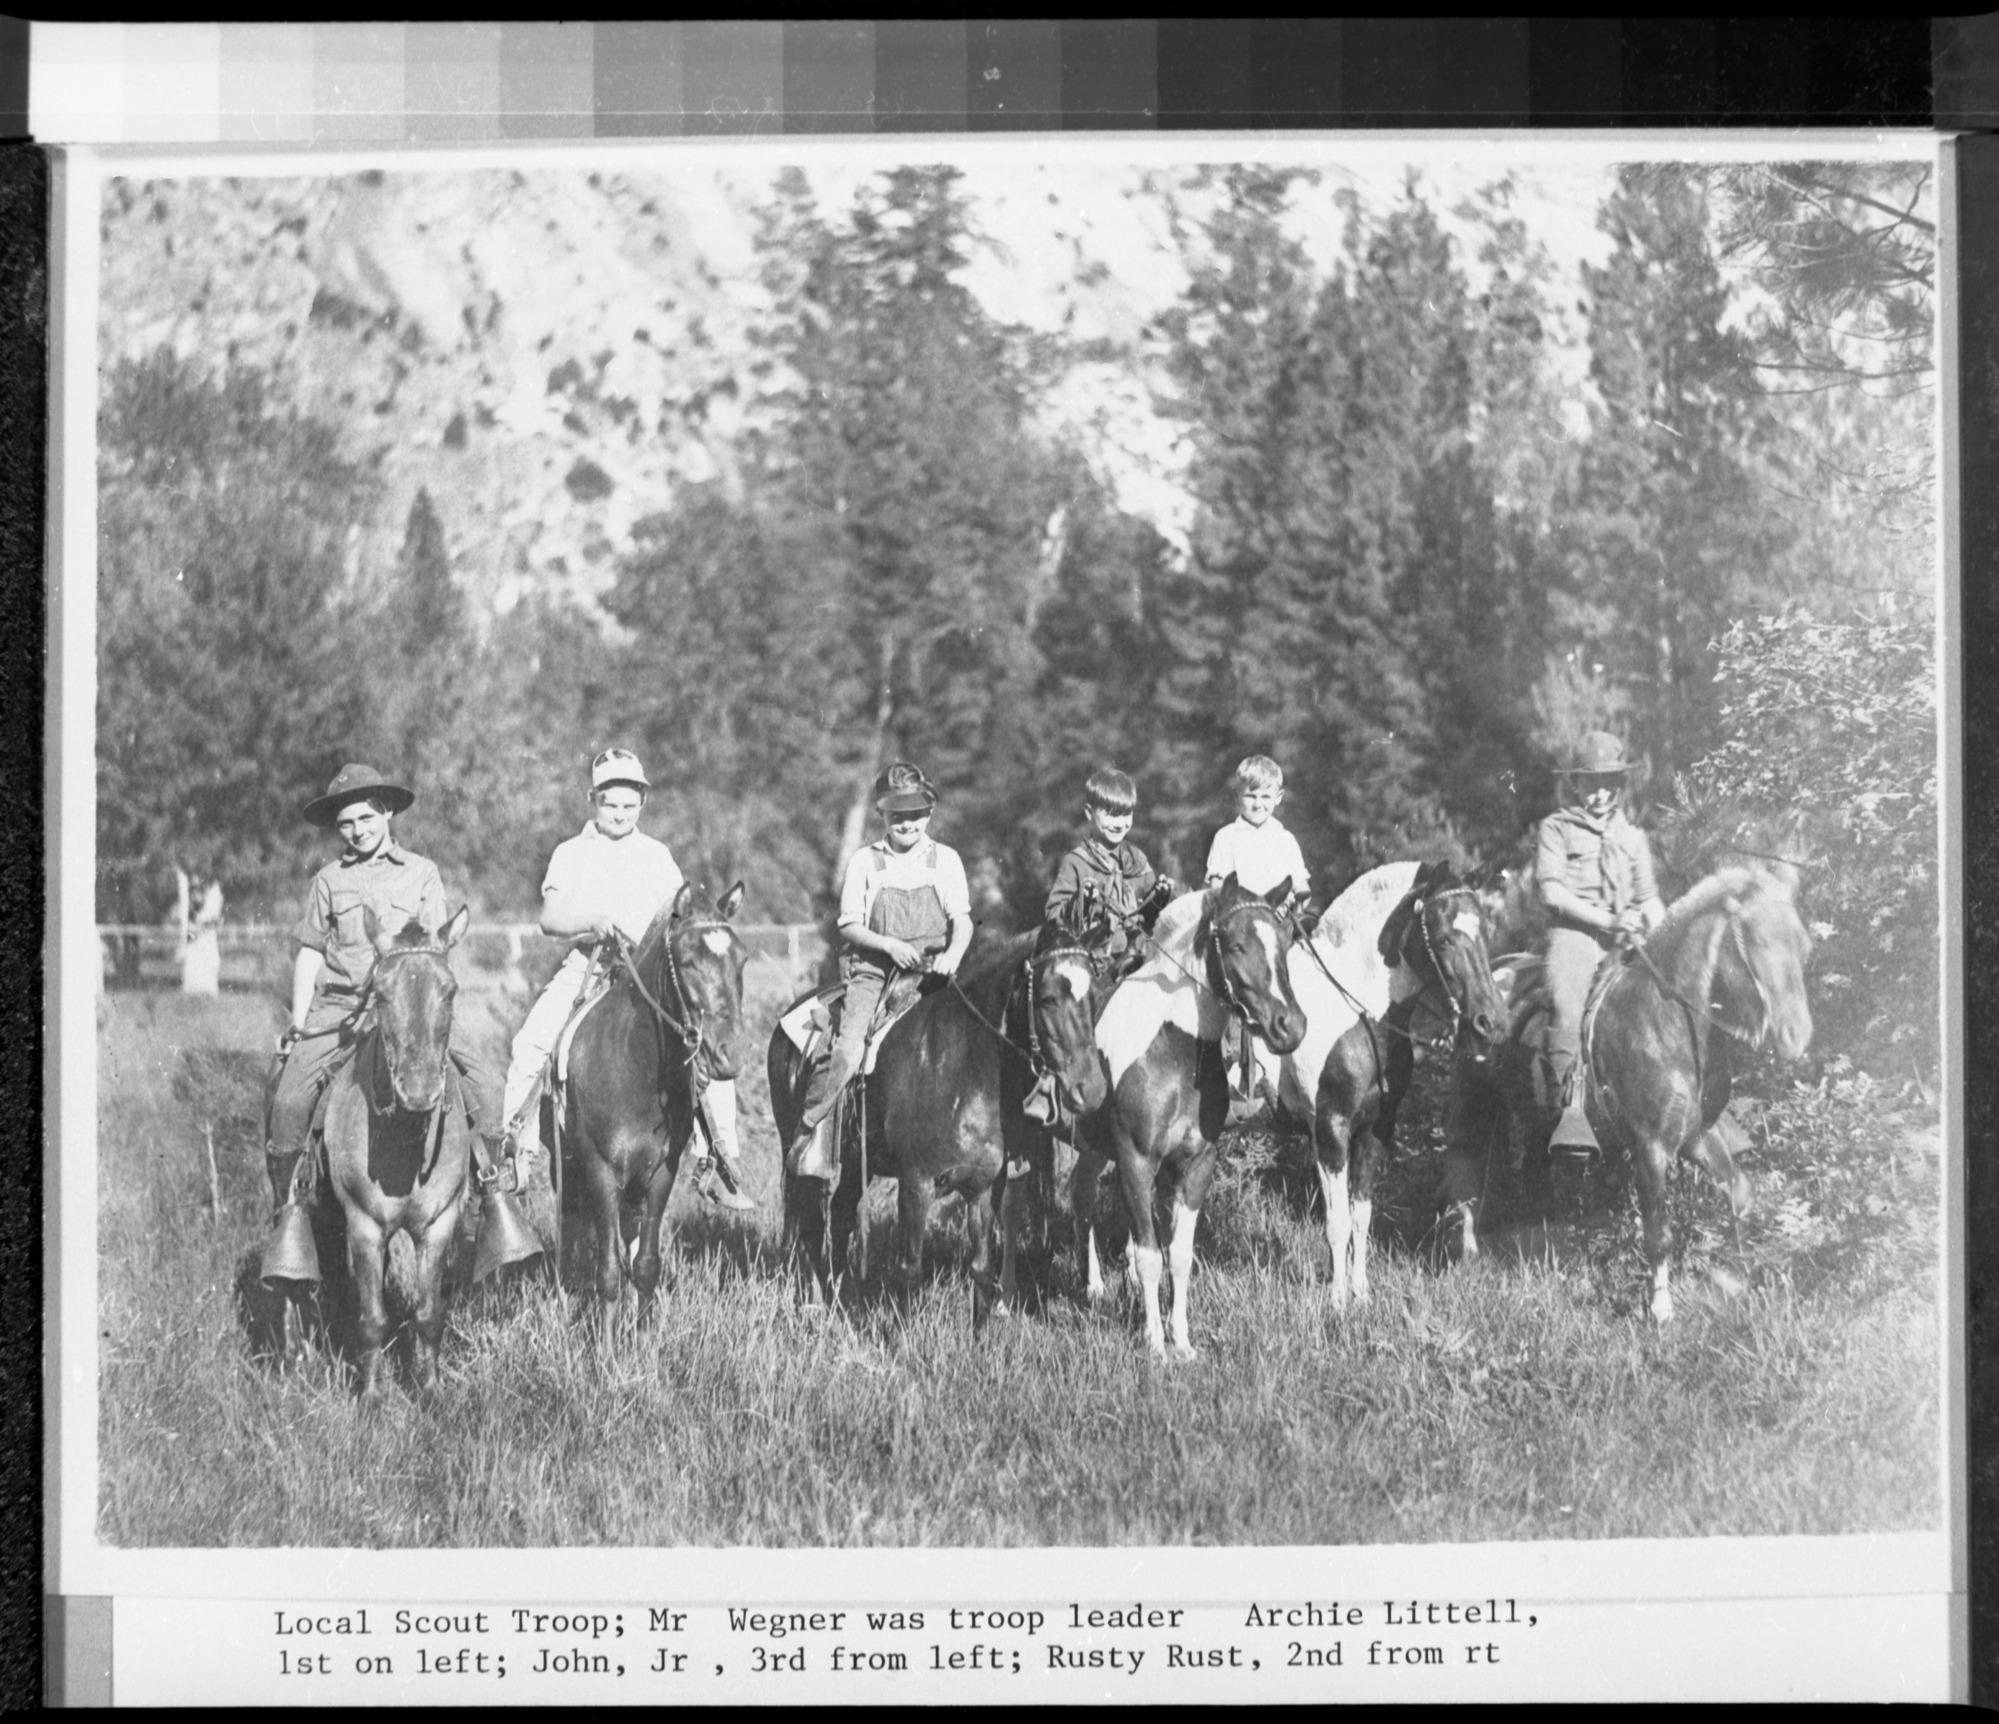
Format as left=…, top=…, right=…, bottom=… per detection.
left=472, top=1186, right=544, bottom=1282
left=260, top=1204, right=322, bottom=1288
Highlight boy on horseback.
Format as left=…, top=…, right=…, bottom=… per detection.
left=1044, top=767, right=1176, bottom=987
left=499, top=749, right=755, bottom=1212
left=1535, top=730, right=1666, bottom=1148
left=1205, top=755, right=1312, bottom=1108
left=786, top=762, right=974, bottom=1166
left=265, top=764, right=502, bottom=1244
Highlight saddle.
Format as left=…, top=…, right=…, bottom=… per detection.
left=777, top=971, right=939, bottom=1077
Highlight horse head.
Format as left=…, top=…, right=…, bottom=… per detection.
left=1197, top=874, right=1307, bottom=1055
left=1392, top=867, right=1508, bottom=1056
left=1713, top=868, right=1814, bottom=1062
left=363, top=904, right=469, bottom=1113
left=662, top=880, right=749, bottom=1083
left=1029, top=920, right=1109, bottom=1116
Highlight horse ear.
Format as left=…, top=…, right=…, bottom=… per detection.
left=670, top=881, right=693, bottom=923
left=442, top=904, right=471, bottom=948
left=365, top=905, right=392, bottom=953
left=718, top=881, right=746, bottom=921
left=1260, top=875, right=1293, bottom=909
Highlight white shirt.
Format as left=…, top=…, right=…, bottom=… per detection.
left=542, top=822, right=684, bottom=946
left=1205, top=816, right=1310, bottom=898
left=837, top=837, right=972, bottom=931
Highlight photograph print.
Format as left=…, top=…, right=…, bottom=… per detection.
left=83, top=132, right=1946, bottom=1556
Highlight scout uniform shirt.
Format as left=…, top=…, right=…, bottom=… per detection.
left=294, top=841, right=447, bottom=999
left=541, top=822, right=685, bottom=948
left=1205, top=816, right=1311, bottom=900
left=1535, top=803, right=1660, bottom=934
left=1046, top=837, right=1158, bottom=930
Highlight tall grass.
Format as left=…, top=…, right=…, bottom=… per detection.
left=95, top=983, right=1941, bottom=1548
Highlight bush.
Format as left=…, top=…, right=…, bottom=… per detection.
left=1660, top=609, right=1937, bottom=1078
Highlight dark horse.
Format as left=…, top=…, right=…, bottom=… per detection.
left=1072, top=875, right=1308, bottom=1357
left=1273, top=860, right=1507, bottom=1307
left=1453, top=859, right=1813, bottom=1321
left=768, top=921, right=1107, bottom=1326
left=317, top=905, right=475, bottom=1396
left=559, top=881, right=748, bottom=1320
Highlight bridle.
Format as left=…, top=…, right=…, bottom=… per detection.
left=948, top=944, right=1097, bottom=1085
left=1200, top=899, right=1293, bottom=1024
left=610, top=919, right=738, bottom=1076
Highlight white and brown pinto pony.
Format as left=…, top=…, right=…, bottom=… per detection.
left=1273, top=861, right=1506, bottom=1307
left=1071, top=875, right=1307, bottom=1358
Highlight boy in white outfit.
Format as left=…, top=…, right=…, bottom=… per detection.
left=501, top=748, right=754, bottom=1211
left=1205, top=755, right=1311, bottom=1108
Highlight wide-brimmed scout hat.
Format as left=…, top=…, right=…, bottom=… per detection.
left=303, top=763, right=415, bottom=829
left=1565, top=731, right=1635, bottom=778
left=590, top=747, right=651, bottom=793
left=874, top=761, right=937, bottom=815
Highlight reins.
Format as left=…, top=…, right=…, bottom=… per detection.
left=946, top=944, right=1096, bottom=1081
left=608, top=920, right=735, bottom=1073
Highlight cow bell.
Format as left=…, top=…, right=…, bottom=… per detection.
left=472, top=1186, right=544, bottom=1282
left=260, top=1204, right=322, bottom=1288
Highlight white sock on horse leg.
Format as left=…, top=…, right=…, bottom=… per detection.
left=1168, top=1200, right=1199, bottom=1356
left=1134, top=1244, right=1166, bottom=1352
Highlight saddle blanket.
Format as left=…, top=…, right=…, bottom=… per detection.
left=552, top=967, right=616, bottom=1088
left=776, top=981, right=915, bottom=1077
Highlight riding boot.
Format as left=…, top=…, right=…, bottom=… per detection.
left=264, top=1146, right=303, bottom=1223
left=694, top=1084, right=757, bottom=1213
left=789, top=1049, right=854, bottom=1175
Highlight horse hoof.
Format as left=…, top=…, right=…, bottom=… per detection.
left=1172, top=1342, right=1199, bottom=1362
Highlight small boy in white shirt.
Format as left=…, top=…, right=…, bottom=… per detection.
left=1205, top=755, right=1311, bottom=1107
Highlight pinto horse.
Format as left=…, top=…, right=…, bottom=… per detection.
left=318, top=905, right=474, bottom=1396
left=769, top=921, right=1106, bottom=1326
left=1072, top=875, right=1308, bottom=1357
left=1273, top=861, right=1506, bottom=1307
left=559, top=882, right=748, bottom=1320
left=1454, top=859, right=1812, bottom=1321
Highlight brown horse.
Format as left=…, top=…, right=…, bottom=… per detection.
left=1072, top=875, right=1308, bottom=1357
left=1274, top=861, right=1507, bottom=1307
left=1453, top=859, right=1813, bottom=1321
left=769, top=921, right=1107, bottom=1327
left=559, top=881, right=748, bottom=1320
left=318, top=905, right=474, bottom=1396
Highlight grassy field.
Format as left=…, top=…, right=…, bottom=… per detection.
left=94, top=971, right=1943, bottom=1548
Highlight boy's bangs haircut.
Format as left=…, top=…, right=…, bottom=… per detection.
left=1231, top=755, right=1284, bottom=793
left=1084, top=768, right=1137, bottom=815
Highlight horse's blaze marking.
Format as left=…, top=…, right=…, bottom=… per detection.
left=1053, top=957, right=1093, bottom=1003
left=701, top=929, right=733, bottom=956
left=1452, top=910, right=1481, bottom=941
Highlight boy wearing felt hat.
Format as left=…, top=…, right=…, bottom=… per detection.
left=266, top=763, right=502, bottom=1229
left=499, top=748, right=755, bottom=1211
left=1536, top=730, right=1666, bottom=1146
left=788, top=762, right=974, bottom=1162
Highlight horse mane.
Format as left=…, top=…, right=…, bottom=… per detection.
left=1311, top=861, right=1420, bottom=960
left=381, top=915, right=433, bottom=949
left=1137, top=890, right=1207, bottom=963
left=1653, top=864, right=1779, bottom=945
left=958, top=926, right=1040, bottom=991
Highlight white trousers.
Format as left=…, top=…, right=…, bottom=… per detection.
left=501, top=950, right=741, bottom=1158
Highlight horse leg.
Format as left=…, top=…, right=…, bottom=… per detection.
left=1312, top=1117, right=1355, bottom=1312
left=409, top=1202, right=459, bottom=1393
left=1165, top=1195, right=1200, bottom=1360
left=344, top=1211, right=391, bottom=1399
left=1630, top=1138, right=1676, bottom=1323
left=998, top=1174, right=1026, bottom=1314
left=969, top=1187, right=1000, bottom=1333
left=1688, top=1116, right=1754, bottom=1227
left=631, top=1147, right=675, bottom=1305
left=895, top=1178, right=930, bottom=1306
left=1352, top=1121, right=1388, bottom=1307
left=1071, top=1151, right=1107, bottom=1303
left=1117, top=1153, right=1167, bottom=1357
left=580, top=1155, right=624, bottom=1325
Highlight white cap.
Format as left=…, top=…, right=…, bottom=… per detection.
left=590, top=748, right=650, bottom=792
